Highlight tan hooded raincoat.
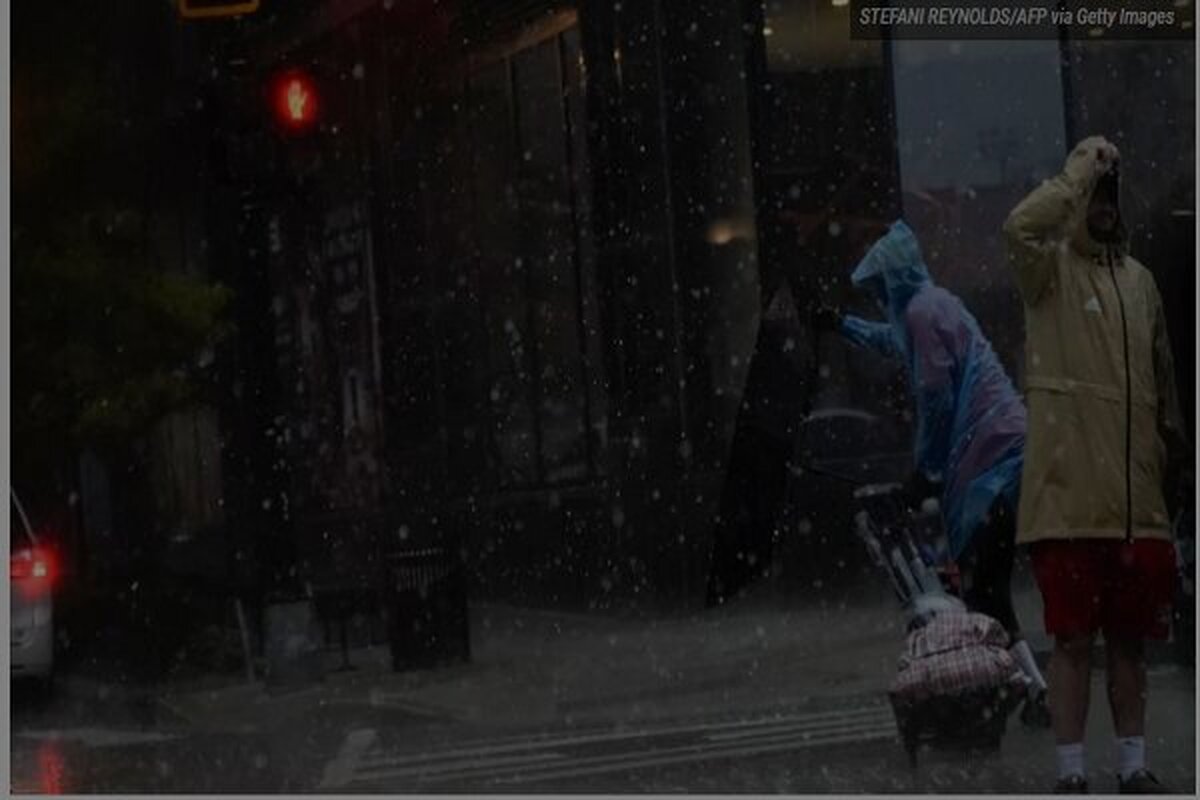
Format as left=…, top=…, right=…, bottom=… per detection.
left=1003, top=137, right=1186, bottom=545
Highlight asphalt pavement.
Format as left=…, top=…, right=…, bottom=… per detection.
left=8, top=575, right=1197, bottom=794
left=328, top=664, right=1196, bottom=794
left=10, top=664, right=1195, bottom=794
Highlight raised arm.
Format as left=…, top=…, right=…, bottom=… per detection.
left=1003, top=137, right=1114, bottom=305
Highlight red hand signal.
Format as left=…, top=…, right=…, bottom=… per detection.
left=270, top=69, right=318, bottom=132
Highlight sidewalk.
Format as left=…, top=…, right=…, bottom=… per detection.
left=69, top=575, right=1183, bottom=738
left=157, top=582, right=914, bottom=734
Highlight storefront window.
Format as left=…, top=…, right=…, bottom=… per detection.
left=514, top=37, right=591, bottom=483
left=758, top=0, right=903, bottom=416
left=891, top=40, right=1068, bottom=378
left=750, top=2, right=1195, bottom=530
left=407, top=21, right=600, bottom=491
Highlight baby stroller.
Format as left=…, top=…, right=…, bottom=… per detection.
left=852, top=482, right=1029, bottom=767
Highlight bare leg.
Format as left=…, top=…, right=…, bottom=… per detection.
left=1050, top=633, right=1095, bottom=744
left=1106, top=636, right=1147, bottom=738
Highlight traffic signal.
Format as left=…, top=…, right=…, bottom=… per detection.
left=268, top=69, right=319, bottom=133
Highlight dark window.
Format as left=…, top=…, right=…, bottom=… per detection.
left=757, top=0, right=903, bottom=416
left=470, top=60, right=541, bottom=486
left=891, top=41, right=1067, bottom=381
left=424, top=23, right=600, bottom=490
left=514, top=38, right=590, bottom=483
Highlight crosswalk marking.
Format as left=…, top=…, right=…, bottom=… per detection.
left=706, top=708, right=894, bottom=742
left=704, top=718, right=895, bottom=746
left=352, top=725, right=896, bottom=788
left=334, top=704, right=898, bottom=789
left=355, top=702, right=892, bottom=770
left=354, top=751, right=565, bottom=782
left=489, top=727, right=898, bottom=785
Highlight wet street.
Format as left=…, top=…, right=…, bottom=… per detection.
left=12, top=0, right=1197, bottom=794
left=11, top=683, right=280, bottom=793
left=10, top=662, right=1196, bottom=794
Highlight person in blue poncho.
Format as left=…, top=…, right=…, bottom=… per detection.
left=815, top=220, right=1050, bottom=726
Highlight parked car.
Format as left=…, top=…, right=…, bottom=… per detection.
left=11, top=491, right=55, bottom=691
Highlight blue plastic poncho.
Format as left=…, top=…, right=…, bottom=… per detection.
left=839, top=221, right=1027, bottom=559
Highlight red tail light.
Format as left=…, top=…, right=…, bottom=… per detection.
left=11, top=547, right=54, bottom=583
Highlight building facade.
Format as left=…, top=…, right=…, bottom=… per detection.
left=196, top=0, right=1194, bottom=612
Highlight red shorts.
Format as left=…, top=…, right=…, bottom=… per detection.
left=1031, top=539, right=1177, bottom=641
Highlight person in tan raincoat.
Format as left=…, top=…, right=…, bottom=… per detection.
left=1004, top=136, right=1190, bottom=794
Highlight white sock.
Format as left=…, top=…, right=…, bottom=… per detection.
left=1057, top=742, right=1085, bottom=780
left=1116, top=736, right=1146, bottom=780
left=1011, top=639, right=1048, bottom=692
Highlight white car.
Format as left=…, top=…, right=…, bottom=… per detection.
left=11, top=491, right=55, bottom=688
